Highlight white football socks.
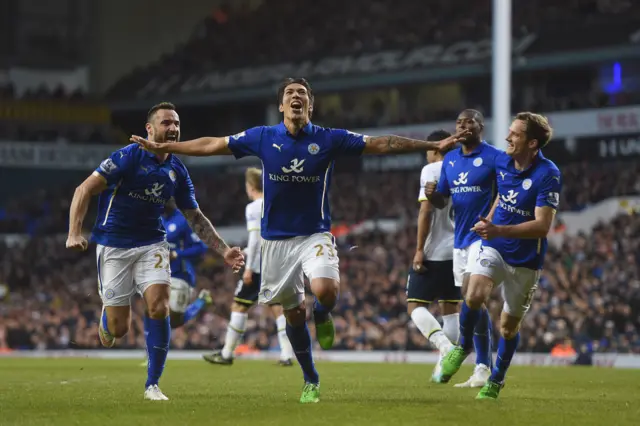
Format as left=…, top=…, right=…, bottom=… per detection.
left=442, top=313, right=460, bottom=345
left=411, top=307, right=452, bottom=353
left=221, top=311, right=247, bottom=359
left=275, top=314, right=294, bottom=361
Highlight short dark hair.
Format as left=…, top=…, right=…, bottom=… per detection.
left=427, top=129, right=455, bottom=155
left=277, top=78, right=314, bottom=105
left=147, top=102, right=176, bottom=123
left=515, top=111, right=553, bottom=148
left=427, top=129, right=451, bottom=141
left=460, top=109, right=485, bottom=125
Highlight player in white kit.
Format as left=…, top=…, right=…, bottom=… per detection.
left=203, top=167, right=294, bottom=366
left=406, top=130, right=460, bottom=381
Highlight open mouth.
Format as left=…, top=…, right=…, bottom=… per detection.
left=166, top=133, right=178, bottom=142
left=291, top=100, right=303, bottom=113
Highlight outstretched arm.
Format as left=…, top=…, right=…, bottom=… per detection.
left=181, top=208, right=246, bottom=272
left=131, top=135, right=231, bottom=157
left=181, top=208, right=230, bottom=255
left=362, top=130, right=468, bottom=155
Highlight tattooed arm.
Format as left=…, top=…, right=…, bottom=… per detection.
left=182, top=208, right=230, bottom=256
left=362, top=131, right=468, bottom=155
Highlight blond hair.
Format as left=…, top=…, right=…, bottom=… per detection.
left=515, top=112, right=553, bottom=148
left=245, top=167, right=262, bottom=191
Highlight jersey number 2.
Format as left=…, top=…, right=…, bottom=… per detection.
left=314, top=244, right=336, bottom=258
left=154, top=253, right=165, bottom=269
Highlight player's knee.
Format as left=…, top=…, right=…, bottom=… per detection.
left=311, top=278, right=339, bottom=310
left=284, top=305, right=306, bottom=327
left=147, top=298, right=170, bottom=319
left=407, top=302, right=424, bottom=315
left=109, top=317, right=130, bottom=338
left=464, top=293, right=484, bottom=310
left=231, top=302, right=250, bottom=313
left=500, top=325, right=519, bottom=340
left=465, top=276, right=491, bottom=309
left=499, top=314, right=521, bottom=340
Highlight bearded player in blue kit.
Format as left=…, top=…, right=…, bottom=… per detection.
left=66, top=102, right=245, bottom=401
left=131, top=78, right=468, bottom=403
left=439, top=112, right=561, bottom=400
left=425, top=109, right=500, bottom=387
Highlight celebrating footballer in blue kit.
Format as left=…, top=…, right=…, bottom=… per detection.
left=66, top=102, right=244, bottom=401
left=439, top=112, right=562, bottom=400
left=425, top=109, right=500, bottom=387
left=131, top=78, right=467, bottom=404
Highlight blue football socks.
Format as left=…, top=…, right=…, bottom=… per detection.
left=286, top=322, right=319, bottom=384
left=144, top=315, right=171, bottom=388
left=474, top=307, right=493, bottom=368
left=313, top=297, right=333, bottom=324
left=459, top=301, right=481, bottom=353
left=490, top=332, right=520, bottom=383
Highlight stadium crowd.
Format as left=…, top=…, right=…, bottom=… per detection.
left=1, top=160, right=639, bottom=355
left=2, top=159, right=640, bottom=236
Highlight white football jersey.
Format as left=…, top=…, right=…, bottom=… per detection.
left=245, top=198, right=263, bottom=271
left=418, top=161, right=454, bottom=261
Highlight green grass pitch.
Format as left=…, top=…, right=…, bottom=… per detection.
left=1, top=358, right=638, bottom=426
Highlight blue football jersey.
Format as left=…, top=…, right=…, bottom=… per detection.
left=436, top=142, right=501, bottom=249
left=162, top=209, right=207, bottom=287
left=484, top=151, right=562, bottom=270
left=91, top=144, right=199, bottom=248
left=227, top=122, right=366, bottom=240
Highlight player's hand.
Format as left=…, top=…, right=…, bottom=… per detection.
left=130, top=135, right=169, bottom=154
left=223, top=247, right=245, bottom=273
left=242, top=268, right=253, bottom=285
left=424, top=181, right=437, bottom=199
left=66, top=235, right=88, bottom=251
left=170, top=250, right=178, bottom=260
left=471, top=216, right=501, bottom=240
left=413, top=251, right=426, bottom=273
left=437, top=129, right=472, bottom=152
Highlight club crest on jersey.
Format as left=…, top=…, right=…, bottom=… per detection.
left=168, top=223, right=177, bottom=232
left=522, top=179, right=532, bottom=190
left=308, top=143, right=320, bottom=155
left=473, top=157, right=483, bottom=167
left=167, top=170, right=177, bottom=182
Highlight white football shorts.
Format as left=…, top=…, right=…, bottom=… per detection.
left=453, top=240, right=482, bottom=287
left=96, top=241, right=171, bottom=307
left=468, top=245, right=540, bottom=318
left=259, top=232, right=340, bottom=310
